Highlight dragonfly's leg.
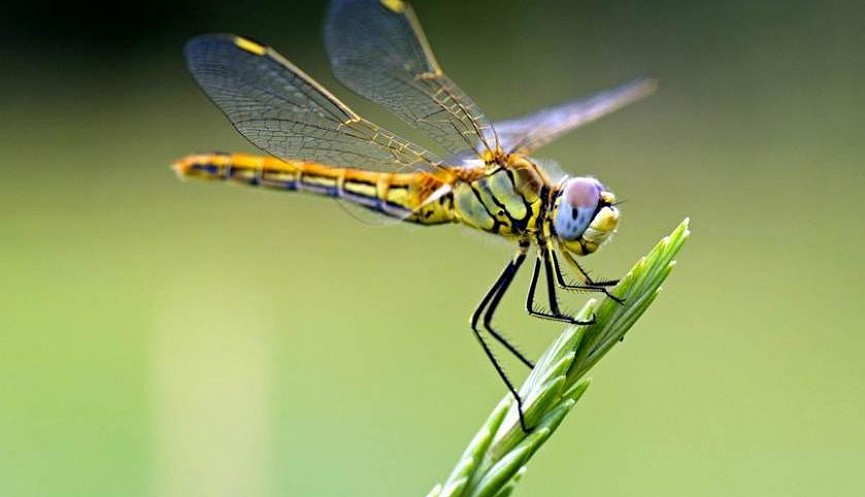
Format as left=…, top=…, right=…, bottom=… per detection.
left=526, top=245, right=596, bottom=325
left=480, top=250, right=535, bottom=370
left=557, top=246, right=619, bottom=287
left=470, top=243, right=534, bottom=369
left=550, top=249, right=624, bottom=304
left=471, top=244, right=535, bottom=369
left=470, top=242, right=534, bottom=432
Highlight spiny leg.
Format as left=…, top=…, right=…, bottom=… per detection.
left=556, top=245, right=619, bottom=286
left=481, top=252, right=535, bottom=370
left=470, top=242, right=534, bottom=432
left=550, top=248, right=624, bottom=304
left=526, top=242, right=596, bottom=325
left=470, top=248, right=535, bottom=370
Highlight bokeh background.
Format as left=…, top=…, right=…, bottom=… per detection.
left=2, top=0, right=864, bottom=496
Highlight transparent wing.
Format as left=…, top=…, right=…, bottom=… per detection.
left=493, top=78, right=657, bottom=155
left=185, top=34, right=444, bottom=172
left=325, top=0, right=496, bottom=156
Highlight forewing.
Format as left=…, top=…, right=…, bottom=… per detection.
left=325, top=0, right=496, bottom=156
left=185, top=34, right=443, bottom=172
left=494, top=78, right=657, bottom=154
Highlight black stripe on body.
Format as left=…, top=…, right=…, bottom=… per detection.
left=476, top=176, right=513, bottom=232
left=468, top=184, right=503, bottom=234
left=340, top=177, right=380, bottom=209
left=499, top=167, right=535, bottom=233
left=383, top=184, right=413, bottom=214
left=299, top=171, right=339, bottom=196
left=338, top=174, right=415, bottom=220
left=260, top=169, right=300, bottom=190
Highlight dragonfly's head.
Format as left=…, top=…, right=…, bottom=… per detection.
left=552, top=177, right=619, bottom=256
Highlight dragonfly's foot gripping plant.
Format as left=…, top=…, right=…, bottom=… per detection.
left=427, top=218, right=690, bottom=497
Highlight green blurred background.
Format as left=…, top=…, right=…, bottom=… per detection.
left=2, top=0, right=863, bottom=495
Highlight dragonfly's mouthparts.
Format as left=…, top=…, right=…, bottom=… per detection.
left=600, top=190, right=616, bottom=206
left=587, top=204, right=620, bottom=240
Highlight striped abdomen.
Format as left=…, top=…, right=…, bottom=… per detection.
left=173, top=152, right=456, bottom=225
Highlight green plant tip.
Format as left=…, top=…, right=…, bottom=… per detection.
left=428, top=218, right=690, bottom=497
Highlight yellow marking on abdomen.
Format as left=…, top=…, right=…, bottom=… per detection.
left=172, top=153, right=457, bottom=225
left=173, top=153, right=300, bottom=186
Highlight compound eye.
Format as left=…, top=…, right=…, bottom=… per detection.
left=554, top=178, right=603, bottom=240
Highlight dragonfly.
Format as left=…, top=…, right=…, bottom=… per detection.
left=174, top=0, right=655, bottom=431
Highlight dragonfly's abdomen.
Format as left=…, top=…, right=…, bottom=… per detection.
left=173, top=153, right=455, bottom=225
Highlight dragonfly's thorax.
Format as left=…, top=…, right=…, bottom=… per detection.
left=451, top=153, right=549, bottom=238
